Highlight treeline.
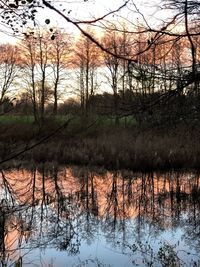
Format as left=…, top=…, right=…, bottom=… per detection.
left=2, top=90, right=200, bottom=130
left=0, top=26, right=200, bottom=126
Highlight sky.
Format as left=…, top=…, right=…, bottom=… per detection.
left=0, top=0, right=162, bottom=43
left=0, top=0, right=126, bottom=43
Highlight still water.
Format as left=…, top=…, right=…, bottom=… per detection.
left=0, top=165, right=200, bottom=267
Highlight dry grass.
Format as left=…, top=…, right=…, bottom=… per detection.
left=1, top=118, right=200, bottom=171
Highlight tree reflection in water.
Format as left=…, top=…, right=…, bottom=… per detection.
left=0, top=166, right=200, bottom=266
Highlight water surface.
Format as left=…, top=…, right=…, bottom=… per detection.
left=0, top=166, right=200, bottom=266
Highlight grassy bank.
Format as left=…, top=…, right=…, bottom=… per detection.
left=0, top=115, right=200, bottom=171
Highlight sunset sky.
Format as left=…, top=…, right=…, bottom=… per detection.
left=0, top=0, right=162, bottom=43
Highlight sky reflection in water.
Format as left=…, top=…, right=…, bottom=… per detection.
left=0, top=166, right=200, bottom=266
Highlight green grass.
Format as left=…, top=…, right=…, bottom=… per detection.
left=0, top=114, right=136, bottom=128
left=95, top=115, right=136, bottom=126
left=0, top=115, right=35, bottom=124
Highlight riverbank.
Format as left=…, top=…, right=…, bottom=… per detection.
left=0, top=116, right=200, bottom=171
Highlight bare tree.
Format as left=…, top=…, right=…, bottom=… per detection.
left=102, top=31, right=123, bottom=123
left=37, top=31, right=50, bottom=121
left=48, top=30, right=72, bottom=115
left=0, top=44, right=20, bottom=112
left=20, top=33, right=39, bottom=123
left=74, top=31, right=100, bottom=116
left=20, top=30, right=53, bottom=122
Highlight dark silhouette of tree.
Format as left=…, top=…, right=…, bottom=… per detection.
left=73, top=31, right=100, bottom=116
left=0, top=44, right=20, bottom=110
